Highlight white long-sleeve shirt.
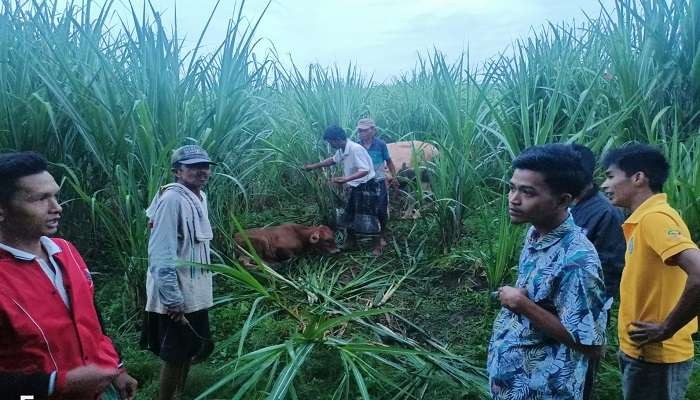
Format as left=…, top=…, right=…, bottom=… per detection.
left=332, top=140, right=375, bottom=187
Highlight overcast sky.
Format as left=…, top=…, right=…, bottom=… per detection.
left=103, top=0, right=616, bottom=82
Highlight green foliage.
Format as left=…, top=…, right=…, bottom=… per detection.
left=481, top=194, right=525, bottom=291
left=2, top=0, right=700, bottom=398
left=191, top=255, right=487, bottom=399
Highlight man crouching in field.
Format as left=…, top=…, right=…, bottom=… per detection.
left=487, top=144, right=608, bottom=400
left=303, top=125, right=381, bottom=252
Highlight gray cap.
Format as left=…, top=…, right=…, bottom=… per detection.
left=171, top=145, right=217, bottom=166
left=356, top=118, right=376, bottom=130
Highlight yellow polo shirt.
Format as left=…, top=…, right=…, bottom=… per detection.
left=618, top=193, right=698, bottom=363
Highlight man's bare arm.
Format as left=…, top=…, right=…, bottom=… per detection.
left=303, top=157, right=335, bottom=171
left=332, top=170, right=369, bottom=184
left=499, top=286, right=602, bottom=359
left=386, top=159, right=397, bottom=178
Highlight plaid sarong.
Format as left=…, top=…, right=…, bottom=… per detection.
left=343, top=179, right=381, bottom=234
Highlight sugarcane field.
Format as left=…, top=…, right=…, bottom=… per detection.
left=0, top=0, right=699, bottom=399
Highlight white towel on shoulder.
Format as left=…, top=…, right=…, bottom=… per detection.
left=146, top=183, right=213, bottom=242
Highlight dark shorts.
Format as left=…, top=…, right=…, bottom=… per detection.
left=140, top=309, right=211, bottom=363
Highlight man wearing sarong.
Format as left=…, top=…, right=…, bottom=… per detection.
left=303, top=125, right=381, bottom=251
left=356, top=118, right=397, bottom=256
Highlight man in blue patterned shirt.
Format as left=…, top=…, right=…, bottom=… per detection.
left=487, top=144, right=609, bottom=400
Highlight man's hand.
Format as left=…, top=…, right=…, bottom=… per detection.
left=113, top=371, right=138, bottom=400
left=61, top=365, right=119, bottom=399
left=498, top=286, right=528, bottom=313
left=387, top=177, right=399, bottom=188
left=629, top=320, right=673, bottom=347
left=167, top=304, right=186, bottom=323
left=331, top=176, right=345, bottom=184
left=302, top=163, right=314, bottom=171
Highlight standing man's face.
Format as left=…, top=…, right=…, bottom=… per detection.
left=174, top=163, right=212, bottom=192
left=358, top=127, right=375, bottom=142
left=508, top=169, right=569, bottom=227
left=601, top=164, right=637, bottom=208
left=0, top=171, right=62, bottom=239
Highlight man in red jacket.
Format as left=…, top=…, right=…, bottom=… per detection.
left=0, top=151, right=137, bottom=399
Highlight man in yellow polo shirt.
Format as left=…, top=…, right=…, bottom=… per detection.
left=602, top=144, right=700, bottom=400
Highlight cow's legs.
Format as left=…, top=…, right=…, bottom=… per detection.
left=238, top=255, right=257, bottom=269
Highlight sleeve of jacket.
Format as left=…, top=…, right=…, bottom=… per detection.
left=93, top=295, right=122, bottom=363
left=0, top=372, right=51, bottom=399
left=148, top=192, right=185, bottom=308
left=590, top=209, right=626, bottom=293
left=590, top=211, right=623, bottom=266
left=63, top=241, right=122, bottom=366
left=0, top=294, right=50, bottom=398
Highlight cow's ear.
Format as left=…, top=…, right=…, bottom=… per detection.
left=309, top=232, right=320, bottom=243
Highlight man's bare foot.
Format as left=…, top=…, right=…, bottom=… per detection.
left=372, top=238, right=387, bottom=256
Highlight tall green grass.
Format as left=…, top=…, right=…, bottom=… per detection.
left=3, top=0, right=698, bottom=315
left=2, top=0, right=700, bottom=397
left=261, top=62, right=373, bottom=224
left=0, top=0, right=269, bottom=309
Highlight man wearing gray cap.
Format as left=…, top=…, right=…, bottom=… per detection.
left=357, top=118, right=396, bottom=256
left=141, top=144, right=216, bottom=400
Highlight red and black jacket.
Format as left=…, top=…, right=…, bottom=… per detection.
left=0, top=238, right=121, bottom=398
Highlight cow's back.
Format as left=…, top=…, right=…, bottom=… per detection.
left=235, top=224, right=305, bottom=253
left=386, top=140, right=438, bottom=173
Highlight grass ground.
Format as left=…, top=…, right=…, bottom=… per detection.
left=94, top=200, right=700, bottom=400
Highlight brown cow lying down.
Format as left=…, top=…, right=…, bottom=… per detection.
left=385, top=140, right=439, bottom=184
left=234, top=224, right=339, bottom=267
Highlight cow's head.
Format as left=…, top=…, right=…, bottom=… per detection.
left=309, top=225, right=339, bottom=254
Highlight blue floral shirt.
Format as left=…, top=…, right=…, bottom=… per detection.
left=487, top=215, right=609, bottom=400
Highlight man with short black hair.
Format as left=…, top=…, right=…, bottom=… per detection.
left=487, top=144, right=608, bottom=400
left=356, top=118, right=397, bottom=255
left=570, top=144, right=626, bottom=299
left=142, top=144, right=216, bottom=400
left=0, top=151, right=137, bottom=399
left=303, top=125, right=380, bottom=251
left=602, top=143, right=699, bottom=400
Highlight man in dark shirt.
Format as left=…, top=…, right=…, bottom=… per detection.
left=571, top=144, right=626, bottom=299
left=356, top=118, right=396, bottom=256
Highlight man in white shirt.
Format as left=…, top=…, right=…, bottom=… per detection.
left=304, top=125, right=383, bottom=251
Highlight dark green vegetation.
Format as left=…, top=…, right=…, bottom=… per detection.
left=1, top=0, right=699, bottom=398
